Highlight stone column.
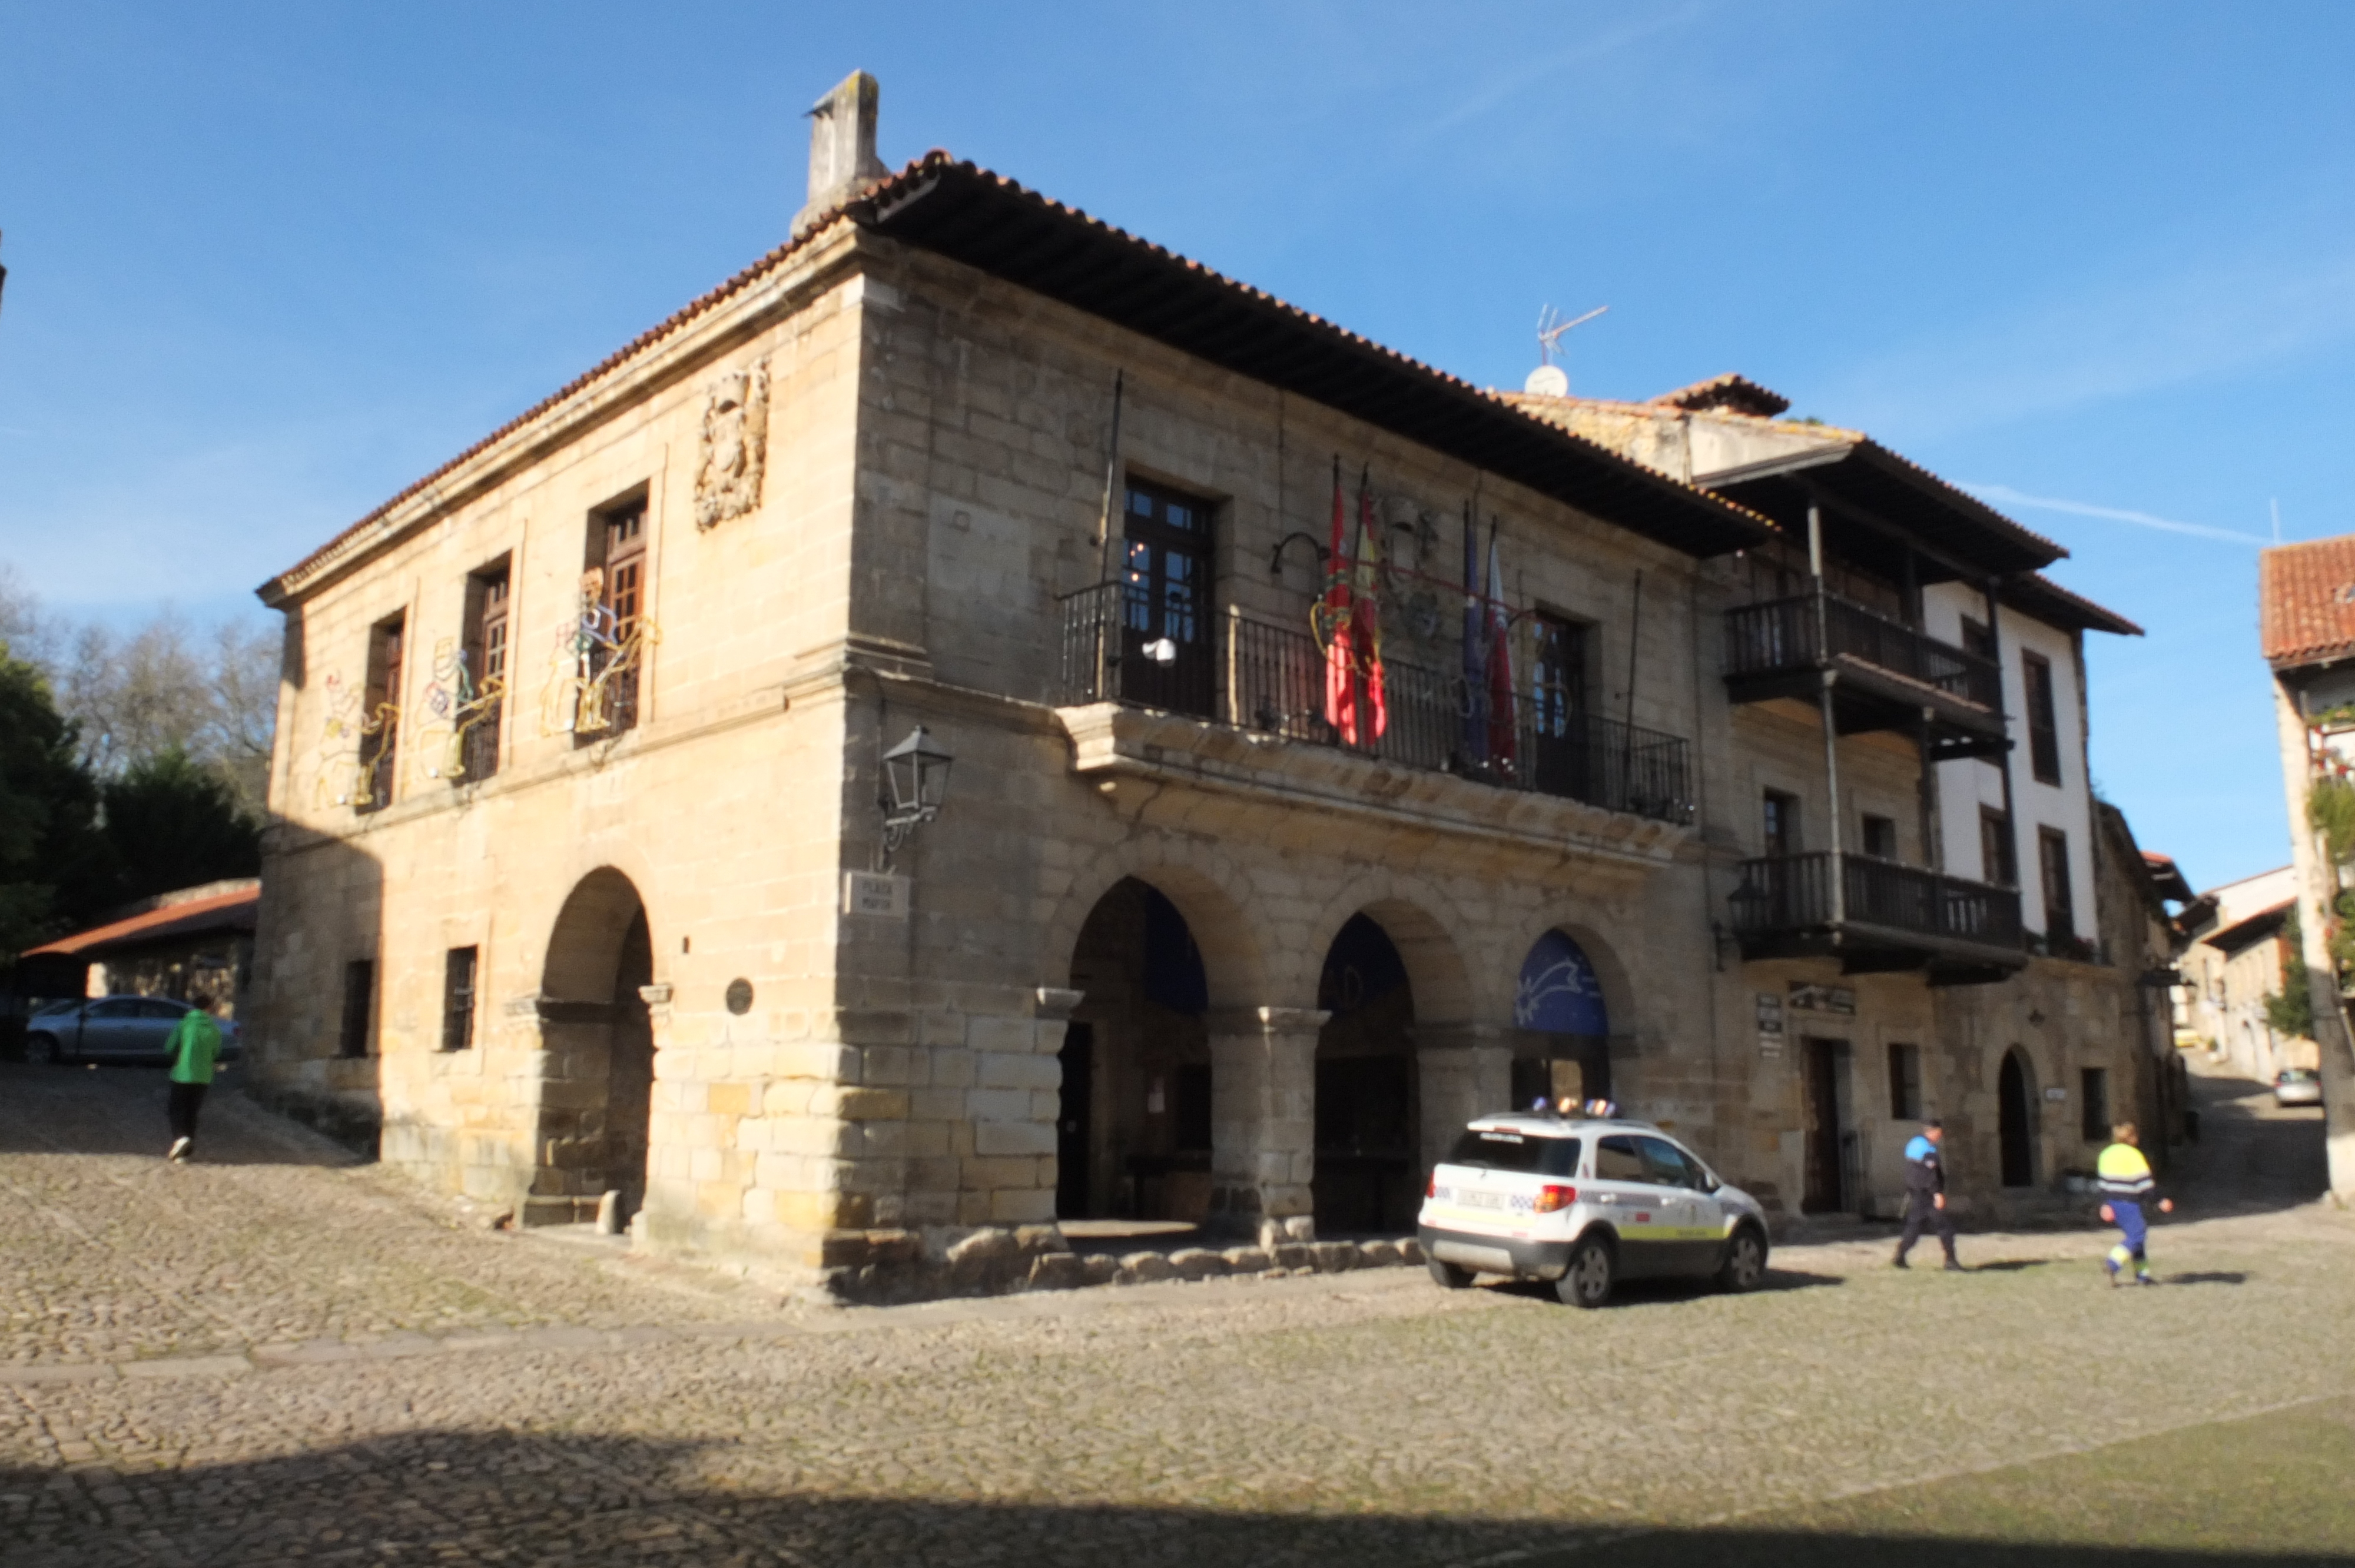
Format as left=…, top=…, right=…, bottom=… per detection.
left=1416, top=1022, right=1514, bottom=1177
left=1205, top=1006, right=1327, bottom=1243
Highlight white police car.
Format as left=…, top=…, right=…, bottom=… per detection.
left=1417, top=1112, right=1770, bottom=1308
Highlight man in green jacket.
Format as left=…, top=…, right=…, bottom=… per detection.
left=164, top=998, right=224, bottom=1162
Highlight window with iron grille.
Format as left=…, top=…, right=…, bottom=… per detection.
left=2040, top=826, right=2075, bottom=942
left=1888, top=1042, right=1922, bottom=1121
left=458, top=563, right=509, bottom=783
left=2024, top=651, right=2062, bottom=785
left=339, top=959, right=376, bottom=1058
left=440, top=946, right=479, bottom=1052
left=2080, top=1067, right=2110, bottom=1142
left=578, top=495, right=649, bottom=743
left=357, top=614, right=404, bottom=813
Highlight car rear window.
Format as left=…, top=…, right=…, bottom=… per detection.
left=1445, top=1129, right=1580, bottom=1177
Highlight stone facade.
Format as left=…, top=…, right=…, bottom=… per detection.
left=246, top=89, right=2164, bottom=1297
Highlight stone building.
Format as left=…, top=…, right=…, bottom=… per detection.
left=2174, top=865, right=2314, bottom=1081
left=246, top=74, right=2163, bottom=1297
left=1515, top=378, right=2155, bottom=1208
left=2257, top=536, right=2355, bottom=1201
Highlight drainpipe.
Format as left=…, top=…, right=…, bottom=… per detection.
left=1811, top=501, right=1845, bottom=927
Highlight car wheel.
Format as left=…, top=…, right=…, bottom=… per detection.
left=1427, top=1255, right=1475, bottom=1290
left=1554, top=1235, right=1615, bottom=1309
left=25, top=1034, right=59, bottom=1066
left=1716, top=1225, right=1767, bottom=1293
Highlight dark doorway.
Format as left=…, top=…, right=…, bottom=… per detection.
left=1801, top=1037, right=1852, bottom=1214
left=1062, top=879, right=1212, bottom=1221
left=1999, top=1048, right=2037, bottom=1187
left=1118, top=480, right=1214, bottom=718
left=1314, top=913, right=1419, bottom=1235
left=1056, top=1022, right=1094, bottom=1218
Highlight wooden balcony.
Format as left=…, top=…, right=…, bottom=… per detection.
left=1727, top=851, right=2026, bottom=984
left=1724, top=590, right=2006, bottom=758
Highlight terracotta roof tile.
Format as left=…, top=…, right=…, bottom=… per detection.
left=2261, top=535, right=2355, bottom=667
left=24, top=886, right=259, bottom=958
left=1650, top=373, right=1791, bottom=418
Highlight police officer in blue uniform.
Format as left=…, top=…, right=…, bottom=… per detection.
left=1894, top=1119, right=1962, bottom=1271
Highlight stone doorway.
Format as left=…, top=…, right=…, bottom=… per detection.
left=1061, top=878, right=1212, bottom=1222
left=1999, top=1047, right=2039, bottom=1188
left=1313, top=913, right=1419, bottom=1235
left=529, top=869, right=656, bottom=1228
left=1801, top=1037, right=1854, bottom=1214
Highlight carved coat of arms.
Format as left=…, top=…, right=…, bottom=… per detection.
left=693, top=360, right=769, bottom=530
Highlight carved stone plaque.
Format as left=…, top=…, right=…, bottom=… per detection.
left=693, top=360, right=769, bottom=530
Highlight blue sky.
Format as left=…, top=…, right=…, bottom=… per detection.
left=3, top=2, right=2350, bottom=889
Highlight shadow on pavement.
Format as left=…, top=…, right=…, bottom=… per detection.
left=2169, top=1063, right=2330, bottom=1220
left=2161, top=1271, right=2250, bottom=1287
left=1965, top=1259, right=2051, bottom=1273
left=4, top=1429, right=2346, bottom=1568
left=0, top=1064, right=361, bottom=1168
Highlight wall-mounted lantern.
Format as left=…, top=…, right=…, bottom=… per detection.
left=879, top=724, right=953, bottom=864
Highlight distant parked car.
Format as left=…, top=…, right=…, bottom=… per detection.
left=23, top=996, right=243, bottom=1067
left=2275, top=1068, right=2323, bottom=1108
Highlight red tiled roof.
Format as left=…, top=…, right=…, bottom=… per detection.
left=23, top=886, right=259, bottom=958
left=2204, top=896, right=2294, bottom=951
left=2260, top=535, right=2355, bottom=668
left=1650, top=373, right=1791, bottom=418
left=263, top=152, right=1771, bottom=600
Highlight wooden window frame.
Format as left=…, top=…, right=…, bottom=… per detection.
left=457, top=560, right=510, bottom=783
left=578, top=491, right=650, bottom=744
left=2039, top=826, right=2075, bottom=942
left=357, top=614, right=405, bottom=814
left=2023, top=650, right=2062, bottom=786
left=1980, top=807, right=2016, bottom=887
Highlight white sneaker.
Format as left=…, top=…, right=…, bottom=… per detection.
left=168, top=1138, right=191, bottom=1162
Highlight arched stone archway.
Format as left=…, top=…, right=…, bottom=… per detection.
left=1059, top=877, right=1213, bottom=1224
left=1045, top=845, right=1273, bottom=1012
left=1999, top=1047, right=2039, bottom=1188
left=1311, top=912, right=1421, bottom=1234
left=1510, top=928, right=1614, bottom=1112
left=529, top=868, right=656, bottom=1228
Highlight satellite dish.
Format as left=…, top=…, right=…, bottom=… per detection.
left=1524, top=365, right=1570, bottom=397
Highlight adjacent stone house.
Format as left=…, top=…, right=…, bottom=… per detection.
left=2175, top=865, right=2313, bottom=1082
left=2257, top=536, right=2355, bottom=1201
left=246, top=75, right=2165, bottom=1297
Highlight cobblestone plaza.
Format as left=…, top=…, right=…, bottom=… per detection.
left=5, top=1060, right=2349, bottom=1565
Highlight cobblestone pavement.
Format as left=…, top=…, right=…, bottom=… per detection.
left=4, top=1060, right=2349, bottom=1566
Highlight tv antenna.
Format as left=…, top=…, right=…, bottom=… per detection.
left=1527, top=304, right=1607, bottom=396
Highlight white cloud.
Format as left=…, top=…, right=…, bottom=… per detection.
left=1959, top=483, right=2271, bottom=547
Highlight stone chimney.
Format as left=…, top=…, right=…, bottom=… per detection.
left=792, top=71, right=887, bottom=237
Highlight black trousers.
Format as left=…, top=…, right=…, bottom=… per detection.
left=168, top=1082, right=208, bottom=1144
left=1896, top=1189, right=1956, bottom=1260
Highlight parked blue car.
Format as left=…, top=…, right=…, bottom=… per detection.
left=24, top=996, right=243, bottom=1067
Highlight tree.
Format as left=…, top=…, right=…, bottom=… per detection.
left=98, top=747, right=262, bottom=906
left=0, top=640, right=111, bottom=963
left=0, top=565, right=280, bottom=814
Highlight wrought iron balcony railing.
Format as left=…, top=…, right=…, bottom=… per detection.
left=1725, top=589, right=2001, bottom=712
left=1057, top=583, right=1695, bottom=827
left=1727, top=851, right=2024, bottom=954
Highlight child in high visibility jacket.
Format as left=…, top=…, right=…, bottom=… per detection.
left=2096, top=1121, right=2172, bottom=1287
left=164, top=999, right=224, bottom=1162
